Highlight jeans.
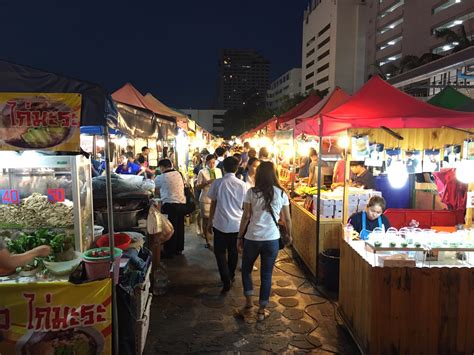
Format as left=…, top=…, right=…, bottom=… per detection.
left=213, top=228, right=238, bottom=288
left=161, top=203, right=185, bottom=255
left=241, top=239, right=279, bottom=307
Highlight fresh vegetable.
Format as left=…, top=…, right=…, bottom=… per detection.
left=389, top=242, right=396, bottom=247
left=374, top=241, right=382, bottom=247
left=414, top=242, right=421, bottom=248
left=6, top=228, right=73, bottom=262
left=401, top=242, right=408, bottom=248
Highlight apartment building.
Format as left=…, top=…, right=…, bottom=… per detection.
left=266, top=68, right=302, bottom=110
left=301, top=0, right=367, bottom=95
left=366, top=0, right=474, bottom=96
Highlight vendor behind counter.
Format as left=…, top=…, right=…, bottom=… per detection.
left=348, top=195, right=391, bottom=240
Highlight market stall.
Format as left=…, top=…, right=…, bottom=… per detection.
left=271, top=88, right=351, bottom=279
left=0, top=60, right=118, bottom=354
left=318, top=76, right=474, bottom=354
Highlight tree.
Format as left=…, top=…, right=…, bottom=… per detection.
left=436, top=25, right=473, bottom=52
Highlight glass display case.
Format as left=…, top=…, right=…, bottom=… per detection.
left=0, top=151, right=93, bottom=252
left=359, top=227, right=474, bottom=268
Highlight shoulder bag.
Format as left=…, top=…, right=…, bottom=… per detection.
left=268, top=208, right=291, bottom=250
left=163, top=169, right=196, bottom=215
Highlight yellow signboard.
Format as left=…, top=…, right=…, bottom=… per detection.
left=0, top=93, right=81, bottom=151
left=0, top=279, right=112, bottom=354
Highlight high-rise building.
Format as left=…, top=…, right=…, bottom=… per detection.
left=179, top=109, right=227, bottom=134
left=266, top=68, right=302, bottom=110
left=365, top=0, right=474, bottom=97
left=301, top=0, right=367, bottom=95
left=216, top=49, right=270, bottom=110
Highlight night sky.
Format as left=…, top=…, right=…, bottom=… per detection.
left=1, top=0, right=308, bottom=109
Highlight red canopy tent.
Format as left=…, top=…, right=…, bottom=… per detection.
left=241, top=116, right=277, bottom=139
left=277, top=93, right=321, bottom=125
left=320, top=76, right=474, bottom=137
left=280, top=87, right=350, bottom=136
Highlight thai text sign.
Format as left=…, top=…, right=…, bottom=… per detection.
left=0, top=279, right=111, bottom=354
left=0, top=93, right=81, bottom=151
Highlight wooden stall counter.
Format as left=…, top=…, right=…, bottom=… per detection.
left=339, top=239, right=474, bottom=354
left=290, top=199, right=341, bottom=277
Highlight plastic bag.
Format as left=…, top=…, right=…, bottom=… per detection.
left=147, top=204, right=174, bottom=242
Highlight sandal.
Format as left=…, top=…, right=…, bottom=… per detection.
left=233, top=306, right=253, bottom=320
left=256, top=308, right=268, bottom=322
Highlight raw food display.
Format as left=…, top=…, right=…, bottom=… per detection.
left=0, top=193, right=73, bottom=227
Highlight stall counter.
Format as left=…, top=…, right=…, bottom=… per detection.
left=339, top=238, right=474, bottom=354
left=290, top=199, right=341, bottom=277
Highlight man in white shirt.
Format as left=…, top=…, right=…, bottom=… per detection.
left=207, top=156, right=247, bottom=293
left=155, top=159, right=186, bottom=258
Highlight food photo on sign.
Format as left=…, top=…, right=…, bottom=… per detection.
left=351, top=136, right=369, bottom=160
left=442, top=144, right=461, bottom=168
left=384, top=148, right=402, bottom=170
left=365, top=143, right=384, bottom=167
left=423, top=149, right=441, bottom=172
left=463, top=139, right=474, bottom=160
left=404, top=150, right=422, bottom=174
left=0, top=93, right=81, bottom=152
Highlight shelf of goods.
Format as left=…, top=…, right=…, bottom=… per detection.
left=339, top=238, right=474, bottom=354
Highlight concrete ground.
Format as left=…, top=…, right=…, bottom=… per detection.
left=144, top=226, right=358, bottom=354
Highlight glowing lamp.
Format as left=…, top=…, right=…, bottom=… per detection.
left=338, top=136, right=350, bottom=149
left=456, top=160, right=474, bottom=184
left=387, top=160, right=408, bottom=188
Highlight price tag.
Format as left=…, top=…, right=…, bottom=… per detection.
left=47, top=188, right=65, bottom=203
left=0, top=189, right=20, bottom=204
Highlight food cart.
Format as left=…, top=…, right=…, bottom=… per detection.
left=318, top=76, right=474, bottom=354
left=0, top=60, right=121, bottom=354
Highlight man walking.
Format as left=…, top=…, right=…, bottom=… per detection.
left=207, top=156, right=247, bottom=294
left=155, top=159, right=186, bottom=258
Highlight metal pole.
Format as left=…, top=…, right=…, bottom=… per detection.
left=315, top=114, right=323, bottom=283
left=104, top=127, right=118, bottom=355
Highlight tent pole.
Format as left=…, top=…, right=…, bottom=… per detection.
left=104, top=127, right=118, bottom=355
left=315, top=114, right=323, bottom=283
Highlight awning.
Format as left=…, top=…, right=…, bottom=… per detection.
left=427, top=86, right=473, bottom=110
left=0, top=59, right=117, bottom=127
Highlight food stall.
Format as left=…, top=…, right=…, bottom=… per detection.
left=0, top=59, right=134, bottom=354
left=271, top=88, right=350, bottom=279
left=318, top=76, right=474, bottom=354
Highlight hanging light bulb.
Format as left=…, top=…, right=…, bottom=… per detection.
left=387, top=160, right=408, bottom=188
left=456, top=160, right=474, bottom=184
left=338, top=135, right=350, bottom=149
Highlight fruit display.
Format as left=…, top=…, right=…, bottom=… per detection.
left=294, top=185, right=327, bottom=196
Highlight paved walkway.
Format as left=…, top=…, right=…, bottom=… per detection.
left=144, top=227, right=358, bottom=354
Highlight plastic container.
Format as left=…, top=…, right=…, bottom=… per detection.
left=83, top=247, right=122, bottom=284
left=93, top=225, right=104, bottom=238
left=43, top=251, right=82, bottom=275
left=96, top=233, right=131, bottom=251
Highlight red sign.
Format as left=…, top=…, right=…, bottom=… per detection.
left=47, top=188, right=65, bottom=203
left=0, top=189, right=20, bottom=204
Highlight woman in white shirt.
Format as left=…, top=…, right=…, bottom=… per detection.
left=243, top=157, right=260, bottom=189
left=237, top=161, right=292, bottom=321
left=195, top=154, right=222, bottom=248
